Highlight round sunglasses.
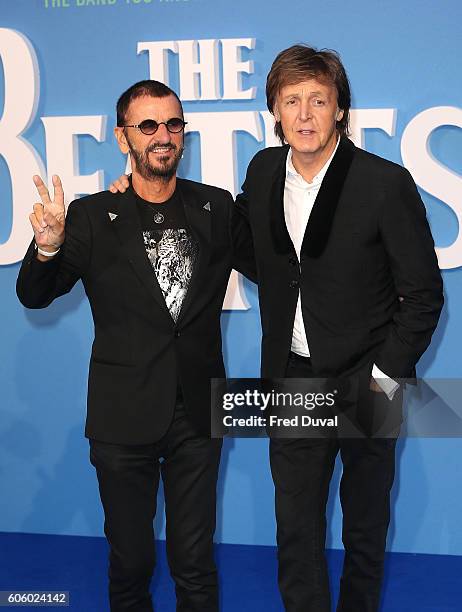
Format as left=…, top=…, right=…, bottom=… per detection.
left=122, top=117, right=187, bottom=135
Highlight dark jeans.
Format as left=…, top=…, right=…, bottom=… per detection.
left=90, top=400, right=222, bottom=612
left=269, top=352, right=400, bottom=612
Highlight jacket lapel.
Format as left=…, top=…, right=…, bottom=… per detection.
left=301, top=136, right=356, bottom=258
left=108, top=189, right=173, bottom=319
left=175, top=180, right=211, bottom=323
left=269, top=145, right=296, bottom=256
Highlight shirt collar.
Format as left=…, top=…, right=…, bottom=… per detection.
left=286, top=137, right=340, bottom=187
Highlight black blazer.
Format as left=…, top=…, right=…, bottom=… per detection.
left=234, top=137, right=444, bottom=380
left=17, top=179, right=234, bottom=444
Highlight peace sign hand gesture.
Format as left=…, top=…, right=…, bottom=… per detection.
left=30, top=175, right=66, bottom=258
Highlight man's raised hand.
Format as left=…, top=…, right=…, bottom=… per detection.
left=30, top=175, right=65, bottom=256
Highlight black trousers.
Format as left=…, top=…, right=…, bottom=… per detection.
left=269, top=352, right=401, bottom=612
left=89, top=399, right=222, bottom=612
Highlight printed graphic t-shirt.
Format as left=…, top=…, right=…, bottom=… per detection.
left=136, top=189, right=199, bottom=322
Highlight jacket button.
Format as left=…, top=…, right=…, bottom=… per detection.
left=289, top=257, right=297, bottom=266
left=174, top=330, right=180, bottom=338
left=289, top=280, right=299, bottom=288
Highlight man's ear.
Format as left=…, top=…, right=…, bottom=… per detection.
left=273, top=102, right=281, bottom=122
left=336, top=108, right=344, bottom=122
left=114, top=127, right=130, bottom=155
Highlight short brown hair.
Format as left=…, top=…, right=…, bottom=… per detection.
left=266, top=44, right=351, bottom=143
left=116, top=80, right=183, bottom=127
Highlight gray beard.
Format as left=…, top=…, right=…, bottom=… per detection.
left=128, top=141, right=183, bottom=182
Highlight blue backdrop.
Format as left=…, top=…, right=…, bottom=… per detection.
left=1, top=0, right=461, bottom=555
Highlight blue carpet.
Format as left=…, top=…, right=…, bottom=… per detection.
left=1, top=532, right=461, bottom=610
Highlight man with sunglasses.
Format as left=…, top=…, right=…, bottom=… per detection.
left=16, top=80, right=241, bottom=612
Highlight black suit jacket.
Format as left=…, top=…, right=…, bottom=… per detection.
left=234, top=137, right=444, bottom=380
left=17, top=179, right=234, bottom=444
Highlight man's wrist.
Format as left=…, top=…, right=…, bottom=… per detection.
left=35, top=242, right=62, bottom=261
left=371, top=363, right=400, bottom=400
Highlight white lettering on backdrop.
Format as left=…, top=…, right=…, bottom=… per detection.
left=1, top=31, right=460, bottom=310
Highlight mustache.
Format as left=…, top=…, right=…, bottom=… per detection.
left=146, top=143, right=177, bottom=153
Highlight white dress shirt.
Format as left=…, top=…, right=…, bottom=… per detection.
left=283, top=142, right=398, bottom=399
